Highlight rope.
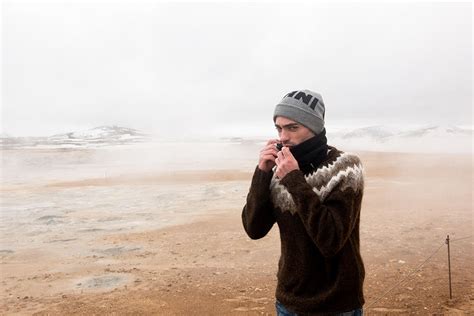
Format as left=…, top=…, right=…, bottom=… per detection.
left=366, top=242, right=445, bottom=309
left=450, top=235, right=472, bottom=243
left=366, top=234, right=472, bottom=309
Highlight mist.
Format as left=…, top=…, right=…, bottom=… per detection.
left=2, top=1, right=472, bottom=138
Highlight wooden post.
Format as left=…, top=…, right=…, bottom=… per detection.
left=446, top=235, right=452, bottom=299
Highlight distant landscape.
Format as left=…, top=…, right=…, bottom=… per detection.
left=1, top=124, right=472, bottom=153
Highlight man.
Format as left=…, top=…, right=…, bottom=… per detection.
left=242, top=90, right=365, bottom=316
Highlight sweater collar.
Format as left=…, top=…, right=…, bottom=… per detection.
left=289, top=129, right=329, bottom=173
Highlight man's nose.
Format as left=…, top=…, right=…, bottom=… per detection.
left=279, top=130, right=290, bottom=143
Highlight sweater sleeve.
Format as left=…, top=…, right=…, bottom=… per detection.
left=241, top=166, right=276, bottom=239
left=279, top=168, right=363, bottom=257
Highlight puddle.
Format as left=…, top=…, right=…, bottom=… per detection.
left=47, top=238, right=77, bottom=243
left=98, top=216, right=123, bottom=222
left=74, top=274, right=131, bottom=291
left=78, top=228, right=106, bottom=233
left=92, top=246, right=142, bottom=256
left=36, top=215, right=65, bottom=225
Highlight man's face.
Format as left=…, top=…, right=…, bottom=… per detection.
left=275, top=116, right=315, bottom=147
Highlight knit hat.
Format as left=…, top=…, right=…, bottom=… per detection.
left=273, top=89, right=325, bottom=135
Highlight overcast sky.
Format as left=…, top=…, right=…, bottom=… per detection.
left=1, top=1, right=472, bottom=137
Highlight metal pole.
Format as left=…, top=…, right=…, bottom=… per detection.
left=446, top=235, right=452, bottom=299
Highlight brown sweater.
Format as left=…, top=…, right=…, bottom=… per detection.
left=242, top=146, right=365, bottom=315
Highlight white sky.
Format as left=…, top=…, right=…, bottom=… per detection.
left=1, top=1, right=472, bottom=137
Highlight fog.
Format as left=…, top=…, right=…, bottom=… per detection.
left=2, top=1, right=472, bottom=137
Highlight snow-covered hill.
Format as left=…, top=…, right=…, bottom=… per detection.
left=328, top=125, right=472, bottom=153
left=1, top=126, right=149, bottom=149
left=1, top=125, right=472, bottom=153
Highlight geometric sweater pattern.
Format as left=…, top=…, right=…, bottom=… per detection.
left=270, top=151, right=364, bottom=215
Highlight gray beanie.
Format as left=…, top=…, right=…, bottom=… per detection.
left=273, top=89, right=325, bottom=135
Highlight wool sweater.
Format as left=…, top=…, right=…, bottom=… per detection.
left=242, top=146, right=365, bottom=315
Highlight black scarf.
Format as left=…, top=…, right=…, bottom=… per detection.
left=289, top=129, right=329, bottom=174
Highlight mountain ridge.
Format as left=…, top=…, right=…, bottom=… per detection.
left=1, top=125, right=149, bottom=148
left=1, top=124, right=472, bottom=152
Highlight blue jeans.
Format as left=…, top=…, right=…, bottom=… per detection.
left=276, top=300, right=363, bottom=316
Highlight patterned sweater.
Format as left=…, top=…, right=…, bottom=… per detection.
left=242, top=146, right=365, bottom=315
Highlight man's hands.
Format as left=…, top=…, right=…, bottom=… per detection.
left=258, top=139, right=279, bottom=173
left=275, top=147, right=299, bottom=179
left=258, top=140, right=299, bottom=178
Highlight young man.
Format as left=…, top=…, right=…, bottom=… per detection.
left=242, top=90, right=365, bottom=316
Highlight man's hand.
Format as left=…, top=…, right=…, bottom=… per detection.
left=258, top=139, right=279, bottom=173
left=275, top=147, right=299, bottom=179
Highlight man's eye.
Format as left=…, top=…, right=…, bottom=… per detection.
left=289, top=126, right=298, bottom=131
